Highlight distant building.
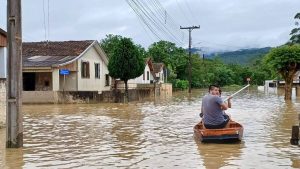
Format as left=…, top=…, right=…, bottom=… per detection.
left=152, top=62, right=165, bottom=84
left=114, top=58, right=166, bottom=89
left=294, top=71, right=300, bottom=81
left=22, top=40, right=111, bottom=103
left=0, top=28, right=7, bottom=79
left=0, top=28, right=7, bottom=127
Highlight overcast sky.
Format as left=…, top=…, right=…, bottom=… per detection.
left=0, top=0, right=299, bottom=52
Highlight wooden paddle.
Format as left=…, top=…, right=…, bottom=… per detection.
left=223, top=84, right=250, bottom=102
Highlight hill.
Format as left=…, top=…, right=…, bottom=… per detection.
left=193, top=47, right=272, bottom=65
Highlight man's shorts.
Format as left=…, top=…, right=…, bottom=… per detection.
left=204, top=114, right=230, bottom=129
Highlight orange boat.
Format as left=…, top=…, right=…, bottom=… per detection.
left=194, top=120, right=244, bottom=143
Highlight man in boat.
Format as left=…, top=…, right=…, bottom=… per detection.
left=201, top=85, right=232, bottom=129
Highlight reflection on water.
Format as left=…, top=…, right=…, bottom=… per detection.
left=196, top=140, right=245, bottom=169
left=0, top=89, right=300, bottom=168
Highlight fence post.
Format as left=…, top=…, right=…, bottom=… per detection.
left=290, top=114, right=300, bottom=145
left=290, top=126, right=299, bottom=145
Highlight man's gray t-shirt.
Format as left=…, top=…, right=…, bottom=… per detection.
left=201, top=94, right=225, bottom=125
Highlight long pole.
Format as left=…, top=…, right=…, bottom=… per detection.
left=7, top=0, right=23, bottom=148
left=180, top=26, right=200, bottom=93
left=224, top=84, right=250, bottom=102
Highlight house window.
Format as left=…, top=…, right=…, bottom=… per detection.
left=105, top=74, right=110, bottom=86
left=95, top=63, right=100, bottom=79
left=81, top=61, right=90, bottom=78
left=147, top=71, right=149, bottom=80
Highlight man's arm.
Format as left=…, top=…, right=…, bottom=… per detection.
left=226, top=96, right=233, bottom=108
left=216, top=96, right=229, bottom=110
left=220, top=103, right=228, bottom=110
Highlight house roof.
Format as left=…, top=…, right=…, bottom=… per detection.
left=22, top=40, right=95, bottom=67
left=152, top=63, right=164, bottom=73
left=0, top=28, right=6, bottom=37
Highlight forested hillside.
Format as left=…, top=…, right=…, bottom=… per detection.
left=197, top=47, right=271, bottom=65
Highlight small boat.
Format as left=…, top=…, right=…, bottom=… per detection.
left=194, top=120, right=243, bottom=143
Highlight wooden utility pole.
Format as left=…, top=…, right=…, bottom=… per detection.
left=180, top=25, right=200, bottom=93
left=6, top=0, right=23, bottom=148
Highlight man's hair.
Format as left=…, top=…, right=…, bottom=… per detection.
left=208, top=84, right=220, bottom=92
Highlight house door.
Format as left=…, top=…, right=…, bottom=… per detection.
left=23, top=73, right=36, bottom=91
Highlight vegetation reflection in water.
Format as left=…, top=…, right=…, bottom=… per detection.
left=1, top=88, right=300, bottom=168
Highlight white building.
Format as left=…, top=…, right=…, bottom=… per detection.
left=115, top=58, right=166, bottom=89
left=22, top=40, right=111, bottom=103
left=0, top=28, right=7, bottom=127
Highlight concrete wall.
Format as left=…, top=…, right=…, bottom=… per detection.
left=0, top=79, right=6, bottom=127
left=59, top=71, right=77, bottom=91
left=101, top=89, right=152, bottom=103
left=77, top=46, right=110, bottom=92
left=22, top=83, right=173, bottom=104
left=0, top=47, right=6, bottom=78
left=23, top=91, right=59, bottom=104
left=52, top=69, right=60, bottom=91
left=160, top=83, right=172, bottom=96
left=114, top=80, right=138, bottom=89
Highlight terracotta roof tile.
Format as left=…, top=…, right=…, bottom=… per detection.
left=23, top=40, right=94, bottom=56
left=152, top=63, right=164, bottom=73
left=0, top=28, right=6, bottom=37
left=22, top=40, right=94, bottom=67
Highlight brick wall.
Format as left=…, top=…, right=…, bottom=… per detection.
left=0, top=79, right=6, bottom=128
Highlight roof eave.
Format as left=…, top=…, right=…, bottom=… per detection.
left=56, top=40, right=96, bottom=67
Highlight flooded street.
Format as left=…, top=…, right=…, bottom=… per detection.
left=1, top=88, right=300, bottom=168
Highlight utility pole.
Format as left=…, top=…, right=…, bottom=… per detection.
left=7, top=0, right=23, bottom=148
left=180, top=25, right=200, bottom=93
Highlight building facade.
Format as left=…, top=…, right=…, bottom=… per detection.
left=22, top=40, right=111, bottom=103
left=0, top=28, right=7, bottom=127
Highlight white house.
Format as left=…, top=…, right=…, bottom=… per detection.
left=131, top=58, right=154, bottom=84
left=152, top=63, right=165, bottom=84
left=131, top=58, right=165, bottom=85
left=0, top=28, right=7, bottom=127
left=22, top=40, right=111, bottom=103
left=115, top=58, right=166, bottom=89
left=294, top=71, right=300, bottom=81
left=0, top=28, right=6, bottom=79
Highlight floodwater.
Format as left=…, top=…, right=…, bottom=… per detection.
left=1, top=88, right=300, bottom=169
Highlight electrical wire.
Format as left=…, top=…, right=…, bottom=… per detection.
left=126, top=0, right=186, bottom=46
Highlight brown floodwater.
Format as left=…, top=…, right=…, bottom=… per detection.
left=1, top=88, right=300, bottom=168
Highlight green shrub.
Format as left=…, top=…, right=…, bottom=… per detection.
left=172, top=79, right=189, bottom=90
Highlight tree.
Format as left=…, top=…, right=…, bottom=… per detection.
left=100, top=34, right=123, bottom=58
left=288, top=12, right=300, bottom=45
left=148, top=41, right=188, bottom=82
left=108, top=37, right=145, bottom=102
left=265, top=45, right=300, bottom=100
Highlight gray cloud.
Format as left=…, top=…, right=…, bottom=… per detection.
left=1, top=0, right=299, bottom=51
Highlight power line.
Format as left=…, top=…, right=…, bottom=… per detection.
left=126, top=0, right=186, bottom=46
left=137, top=0, right=183, bottom=44
left=181, top=0, right=199, bottom=24
left=42, top=0, right=47, bottom=41
left=47, top=0, right=50, bottom=41
left=128, top=0, right=165, bottom=40
left=42, top=0, right=50, bottom=42
left=175, top=0, right=193, bottom=25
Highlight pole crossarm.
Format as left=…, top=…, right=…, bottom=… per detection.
left=180, top=25, right=200, bottom=30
